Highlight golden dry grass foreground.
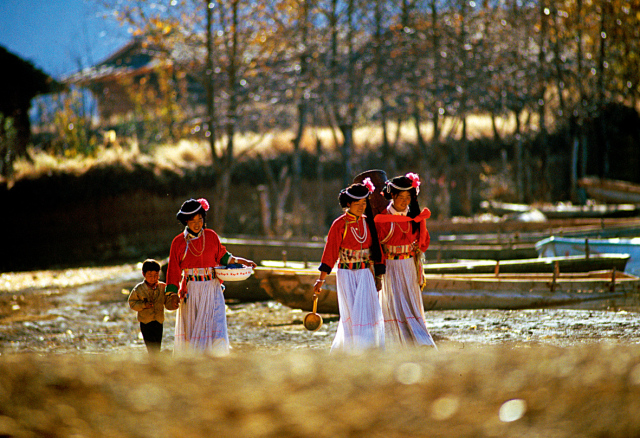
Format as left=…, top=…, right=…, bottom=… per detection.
left=2, top=345, right=640, bottom=438
left=2, top=264, right=640, bottom=437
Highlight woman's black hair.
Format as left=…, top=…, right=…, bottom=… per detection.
left=383, top=176, right=421, bottom=234
left=338, top=183, right=383, bottom=264
left=176, top=199, right=207, bottom=226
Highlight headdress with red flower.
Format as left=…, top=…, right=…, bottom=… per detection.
left=197, top=198, right=210, bottom=211
left=405, top=172, right=421, bottom=188
left=177, top=198, right=210, bottom=225
left=362, top=177, right=375, bottom=193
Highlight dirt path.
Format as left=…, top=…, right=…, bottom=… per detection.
left=2, top=264, right=640, bottom=354
left=3, top=264, right=640, bottom=437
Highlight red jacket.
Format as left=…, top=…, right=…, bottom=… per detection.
left=166, top=228, right=232, bottom=295
left=375, top=207, right=431, bottom=256
left=319, top=212, right=384, bottom=274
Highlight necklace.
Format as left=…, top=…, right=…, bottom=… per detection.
left=187, top=232, right=206, bottom=257
left=395, top=221, right=411, bottom=234
left=350, top=217, right=368, bottom=244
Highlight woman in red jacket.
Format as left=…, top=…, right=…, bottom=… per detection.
left=313, top=179, right=386, bottom=352
left=166, top=198, right=256, bottom=354
left=375, top=173, right=436, bottom=348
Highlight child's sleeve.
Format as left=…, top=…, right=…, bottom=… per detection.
left=128, top=284, right=146, bottom=311
left=162, top=283, right=179, bottom=311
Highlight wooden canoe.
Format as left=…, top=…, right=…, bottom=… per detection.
left=421, top=254, right=629, bottom=274
left=255, top=267, right=340, bottom=314
left=436, top=218, right=640, bottom=245
left=481, top=199, right=640, bottom=219
left=254, top=267, right=640, bottom=314
left=536, top=236, right=640, bottom=276
left=216, top=218, right=640, bottom=265
left=421, top=271, right=640, bottom=311
left=262, top=253, right=630, bottom=275
left=578, top=177, right=640, bottom=204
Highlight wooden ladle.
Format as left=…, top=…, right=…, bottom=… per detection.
left=303, top=294, right=323, bottom=331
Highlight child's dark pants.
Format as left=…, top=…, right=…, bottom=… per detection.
left=140, top=321, right=163, bottom=353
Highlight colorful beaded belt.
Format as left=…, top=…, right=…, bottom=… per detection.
left=384, top=244, right=415, bottom=260
left=183, top=267, right=215, bottom=282
left=338, top=260, right=370, bottom=270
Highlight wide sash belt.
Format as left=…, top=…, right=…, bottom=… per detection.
left=183, top=267, right=215, bottom=281
left=338, top=248, right=370, bottom=269
left=384, top=243, right=415, bottom=260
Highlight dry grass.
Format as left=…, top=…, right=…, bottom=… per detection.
left=1, top=345, right=640, bottom=437
left=8, top=113, right=522, bottom=184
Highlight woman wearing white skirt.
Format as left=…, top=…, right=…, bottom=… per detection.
left=313, top=180, right=386, bottom=352
left=375, top=174, right=436, bottom=348
left=166, top=198, right=256, bottom=355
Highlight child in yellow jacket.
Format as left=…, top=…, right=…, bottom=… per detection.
left=128, top=259, right=179, bottom=353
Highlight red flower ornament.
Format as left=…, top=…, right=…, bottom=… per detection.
left=197, top=198, right=210, bottom=211
left=362, top=177, right=375, bottom=193
left=406, top=172, right=421, bottom=188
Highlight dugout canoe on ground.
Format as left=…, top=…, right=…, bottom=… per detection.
left=255, top=267, right=640, bottom=314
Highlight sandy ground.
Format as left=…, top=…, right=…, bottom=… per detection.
left=2, top=263, right=640, bottom=354
left=2, top=264, right=640, bottom=437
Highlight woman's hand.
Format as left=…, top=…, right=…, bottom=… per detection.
left=375, top=275, right=383, bottom=292
left=233, top=257, right=257, bottom=268
left=167, top=294, right=180, bottom=310
left=313, top=278, right=325, bottom=296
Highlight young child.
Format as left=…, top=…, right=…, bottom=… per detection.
left=128, top=259, right=179, bottom=353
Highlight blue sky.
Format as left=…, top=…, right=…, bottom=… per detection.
left=0, top=0, right=130, bottom=79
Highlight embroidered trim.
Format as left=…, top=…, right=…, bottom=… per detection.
left=338, top=247, right=370, bottom=269
left=183, top=267, right=215, bottom=282
left=186, top=273, right=214, bottom=281
left=384, top=243, right=416, bottom=260
left=338, top=261, right=370, bottom=270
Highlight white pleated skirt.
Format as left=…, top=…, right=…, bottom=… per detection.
left=331, top=268, right=385, bottom=353
left=174, top=278, right=229, bottom=355
left=380, top=258, right=436, bottom=348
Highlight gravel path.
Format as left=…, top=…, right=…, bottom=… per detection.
left=2, top=264, right=640, bottom=354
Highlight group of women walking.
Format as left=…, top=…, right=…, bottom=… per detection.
left=164, top=171, right=435, bottom=355
left=313, top=172, right=436, bottom=352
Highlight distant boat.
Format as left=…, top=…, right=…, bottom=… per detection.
left=435, top=217, right=640, bottom=246
left=430, top=218, right=640, bottom=262
left=213, top=217, right=640, bottom=267
left=578, top=177, right=640, bottom=204
left=421, top=271, right=640, bottom=311
left=255, top=267, right=340, bottom=314
left=422, top=254, right=629, bottom=275
left=255, top=267, right=640, bottom=313
left=535, top=236, right=640, bottom=276
left=481, top=199, right=640, bottom=219
left=262, top=254, right=630, bottom=276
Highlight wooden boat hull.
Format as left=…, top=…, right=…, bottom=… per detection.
left=254, top=267, right=640, bottom=314
left=482, top=199, right=640, bottom=219
left=535, top=237, right=640, bottom=276
left=422, top=254, right=629, bottom=274
left=220, top=218, right=640, bottom=265
left=421, top=271, right=640, bottom=310
left=262, top=253, right=630, bottom=275
left=578, top=177, right=640, bottom=204
left=255, top=267, right=340, bottom=314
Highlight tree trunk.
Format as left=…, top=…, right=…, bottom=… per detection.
left=206, top=1, right=217, bottom=164
left=291, top=0, right=310, bottom=234
left=340, top=124, right=353, bottom=188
